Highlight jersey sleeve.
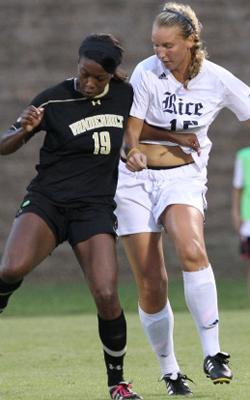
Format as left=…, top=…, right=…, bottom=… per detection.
left=221, top=70, right=250, bottom=121
left=129, top=63, right=150, bottom=120
left=233, top=156, right=243, bottom=188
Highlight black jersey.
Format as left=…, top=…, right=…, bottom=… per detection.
left=13, top=78, right=133, bottom=206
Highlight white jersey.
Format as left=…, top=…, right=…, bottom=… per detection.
left=130, top=56, right=250, bottom=170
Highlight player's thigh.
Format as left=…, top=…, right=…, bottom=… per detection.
left=74, top=233, right=118, bottom=290
left=162, top=204, right=208, bottom=263
left=1, top=212, right=56, bottom=277
left=122, top=232, right=167, bottom=283
left=162, top=204, right=204, bottom=243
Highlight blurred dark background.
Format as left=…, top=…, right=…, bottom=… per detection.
left=0, top=0, right=249, bottom=284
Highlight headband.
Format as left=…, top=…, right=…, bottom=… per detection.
left=160, top=8, right=195, bottom=31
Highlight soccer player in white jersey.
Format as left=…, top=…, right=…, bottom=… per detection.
left=115, top=2, right=250, bottom=396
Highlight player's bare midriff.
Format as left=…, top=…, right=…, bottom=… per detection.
left=138, top=143, right=194, bottom=168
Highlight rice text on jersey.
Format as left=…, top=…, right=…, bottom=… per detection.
left=162, top=92, right=203, bottom=115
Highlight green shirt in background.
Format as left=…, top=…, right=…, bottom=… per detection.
left=237, top=147, right=250, bottom=220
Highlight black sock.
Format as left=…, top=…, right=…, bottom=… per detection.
left=98, top=310, right=127, bottom=386
left=0, top=278, right=23, bottom=312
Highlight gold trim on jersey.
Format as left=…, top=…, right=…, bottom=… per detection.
left=93, top=83, right=109, bottom=99
left=74, top=78, right=110, bottom=99
left=39, top=97, right=91, bottom=108
left=39, top=81, right=110, bottom=109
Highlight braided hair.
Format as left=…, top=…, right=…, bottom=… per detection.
left=154, top=2, right=207, bottom=88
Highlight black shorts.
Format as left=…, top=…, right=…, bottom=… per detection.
left=240, top=236, right=250, bottom=260
left=15, top=192, right=118, bottom=247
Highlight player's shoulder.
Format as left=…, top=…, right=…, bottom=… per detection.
left=130, top=55, right=163, bottom=83
left=30, top=78, right=76, bottom=107
left=45, top=78, right=75, bottom=95
left=110, top=78, right=132, bottom=91
left=110, top=79, right=134, bottom=98
left=133, top=55, right=159, bottom=74
left=202, top=59, right=238, bottom=82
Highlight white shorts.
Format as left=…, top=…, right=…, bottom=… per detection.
left=115, top=160, right=208, bottom=236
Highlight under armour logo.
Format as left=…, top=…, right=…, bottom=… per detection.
left=91, top=99, right=101, bottom=106
left=108, top=363, right=122, bottom=370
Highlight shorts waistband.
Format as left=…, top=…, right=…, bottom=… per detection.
left=120, top=157, right=194, bottom=170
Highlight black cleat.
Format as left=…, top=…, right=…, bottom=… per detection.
left=109, top=381, right=143, bottom=399
left=162, top=373, right=193, bottom=396
left=203, top=352, right=233, bottom=384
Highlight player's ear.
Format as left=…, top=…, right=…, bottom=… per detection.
left=187, top=33, right=195, bottom=49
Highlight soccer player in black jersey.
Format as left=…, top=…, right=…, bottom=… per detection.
left=0, top=33, right=142, bottom=400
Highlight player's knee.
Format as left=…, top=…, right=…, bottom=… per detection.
left=0, top=266, right=24, bottom=283
left=140, top=277, right=167, bottom=300
left=93, top=286, right=118, bottom=309
left=0, top=257, right=29, bottom=282
left=181, top=240, right=206, bottom=266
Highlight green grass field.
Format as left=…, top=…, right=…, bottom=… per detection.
left=0, top=280, right=250, bottom=399
left=3, top=279, right=250, bottom=316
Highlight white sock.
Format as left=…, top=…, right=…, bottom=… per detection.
left=138, top=301, right=180, bottom=376
left=183, top=264, right=220, bottom=357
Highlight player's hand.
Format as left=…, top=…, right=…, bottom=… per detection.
left=126, top=149, right=147, bottom=172
left=18, top=106, right=44, bottom=133
left=173, top=133, right=201, bottom=155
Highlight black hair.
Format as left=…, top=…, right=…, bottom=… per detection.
left=78, top=33, right=123, bottom=75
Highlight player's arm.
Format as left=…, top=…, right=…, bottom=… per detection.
left=141, top=122, right=200, bottom=154
left=123, top=116, right=147, bottom=171
left=232, top=187, right=242, bottom=233
left=0, top=106, right=44, bottom=155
